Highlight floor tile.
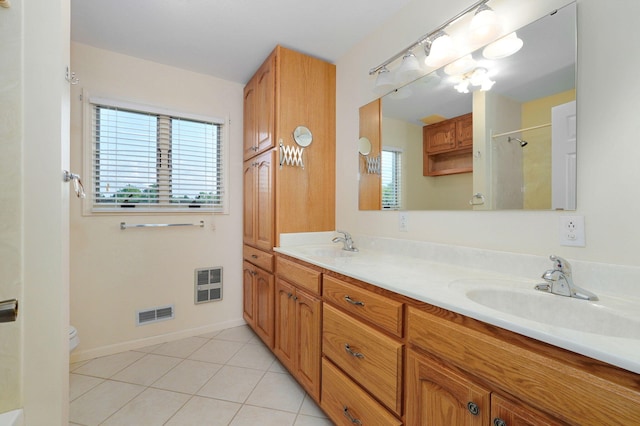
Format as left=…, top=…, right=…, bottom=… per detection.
left=72, top=351, right=145, bottom=379
left=69, top=359, right=89, bottom=372
left=133, top=342, right=164, bottom=354
left=111, top=353, right=181, bottom=386
left=188, top=338, right=244, bottom=364
left=226, top=341, right=275, bottom=371
left=165, top=396, right=241, bottom=425
left=299, top=394, right=327, bottom=418
left=294, top=415, right=334, bottom=426
left=268, top=358, right=289, bottom=374
left=152, top=359, right=222, bottom=394
left=152, top=336, right=209, bottom=358
left=214, top=325, right=256, bottom=343
left=69, top=380, right=145, bottom=425
left=246, top=372, right=305, bottom=413
left=197, top=330, right=221, bottom=339
left=197, top=365, right=265, bottom=403
left=101, top=387, right=189, bottom=426
left=230, top=405, right=296, bottom=426
left=69, top=373, right=103, bottom=401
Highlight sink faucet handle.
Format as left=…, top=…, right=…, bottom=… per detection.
left=336, top=230, right=352, bottom=240
left=549, top=255, right=572, bottom=275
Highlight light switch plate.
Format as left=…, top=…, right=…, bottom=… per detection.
left=560, top=215, right=585, bottom=247
left=399, top=212, right=408, bottom=232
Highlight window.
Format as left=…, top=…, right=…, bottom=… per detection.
left=381, top=147, right=402, bottom=210
left=87, top=98, right=226, bottom=213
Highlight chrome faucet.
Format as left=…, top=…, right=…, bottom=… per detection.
left=535, top=255, right=598, bottom=301
left=332, top=230, right=358, bottom=252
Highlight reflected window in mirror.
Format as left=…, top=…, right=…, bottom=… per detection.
left=381, top=147, right=402, bottom=210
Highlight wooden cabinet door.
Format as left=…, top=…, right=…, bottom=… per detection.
left=456, top=113, right=473, bottom=148
left=255, top=150, right=275, bottom=252
left=254, top=267, right=274, bottom=348
left=274, top=278, right=296, bottom=371
left=255, top=54, right=275, bottom=155
left=243, top=80, right=257, bottom=160
left=242, top=160, right=255, bottom=246
left=424, top=120, right=456, bottom=153
left=294, top=288, right=322, bottom=401
left=406, top=349, right=490, bottom=426
left=491, top=394, right=568, bottom=426
left=242, top=261, right=256, bottom=328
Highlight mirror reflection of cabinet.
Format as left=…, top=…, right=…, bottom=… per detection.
left=423, top=113, right=473, bottom=176
left=359, top=99, right=381, bottom=210
left=358, top=1, right=576, bottom=211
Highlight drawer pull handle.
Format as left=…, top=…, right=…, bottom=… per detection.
left=343, top=406, right=362, bottom=425
left=344, top=343, right=365, bottom=359
left=467, top=401, right=480, bottom=416
left=344, top=296, right=365, bottom=307
left=493, top=418, right=507, bottom=426
left=251, top=254, right=258, bottom=259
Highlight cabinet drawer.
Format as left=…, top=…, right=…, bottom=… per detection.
left=323, top=275, right=403, bottom=337
left=243, top=245, right=273, bottom=272
left=323, top=304, right=403, bottom=415
left=321, top=358, right=402, bottom=426
left=275, top=256, right=321, bottom=295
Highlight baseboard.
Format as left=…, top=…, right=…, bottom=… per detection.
left=70, top=318, right=247, bottom=363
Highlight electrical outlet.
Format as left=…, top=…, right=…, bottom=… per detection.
left=560, top=215, right=585, bottom=247
left=399, top=212, right=408, bottom=232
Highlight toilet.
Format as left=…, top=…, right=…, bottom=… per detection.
left=69, top=326, right=79, bottom=352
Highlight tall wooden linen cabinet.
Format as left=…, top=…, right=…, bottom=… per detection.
left=242, top=46, right=335, bottom=379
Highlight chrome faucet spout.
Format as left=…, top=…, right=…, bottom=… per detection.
left=535, top=255, right=598, bottom=301
left=333, top=230, right=358, bottom=252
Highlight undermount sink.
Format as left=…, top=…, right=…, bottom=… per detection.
left=450, top=279, right=640, bottom=339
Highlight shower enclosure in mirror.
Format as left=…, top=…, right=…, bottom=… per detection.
left=359, top=1, right=576, bottom=211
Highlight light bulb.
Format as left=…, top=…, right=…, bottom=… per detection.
left=396, top=51, right=423, bottom=84
left=425, top=33, right=458, bottom=68
left=483, top=32, right=524, bottom=59
left=469, top=6, right=502, bottom=45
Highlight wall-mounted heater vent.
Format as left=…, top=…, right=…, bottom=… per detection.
left=136, top=304, right=174, bottom=326
left=195, top=267, right=223, bottom=304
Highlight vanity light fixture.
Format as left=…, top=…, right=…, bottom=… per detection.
left=395, top=51, right=423, bottom=84
left=368, top=0, right=495, bottom=92
left=374, top=66, right=395, bottom=95
left=424, top=31, right=459, bottom=68
left=482, top=32, right=524, bottom=59
left=469, top=3, right=502, bottom=45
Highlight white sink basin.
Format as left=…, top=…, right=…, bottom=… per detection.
left=451, top=279, right=640, bottom=338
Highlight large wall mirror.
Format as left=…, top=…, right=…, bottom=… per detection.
left=359, top=1, right=576, bottom=211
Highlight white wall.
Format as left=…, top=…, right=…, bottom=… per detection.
left=69, top=43, right=245, bottom=360
left=336, top=0, right=640, bottom=267
left=0, top=0, right=24, bottom=414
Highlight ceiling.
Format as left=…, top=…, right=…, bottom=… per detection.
left=70, top=0, right=413, bottom=84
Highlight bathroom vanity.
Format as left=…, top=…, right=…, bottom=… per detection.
left=269, top=233, right=640, bottom=426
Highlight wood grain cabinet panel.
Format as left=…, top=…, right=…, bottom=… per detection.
left=242, top=261, right=274, bottom=348
left=323, top=275, right=403, bottom=337
left=321, top=358, right=402, bottom=426
left=406, top=349, right=490, bottom=426
left=274, top=277, right=322, bottom=401
left=323, top=304, right=403, bottom=415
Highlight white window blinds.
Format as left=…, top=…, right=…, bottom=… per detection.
left=90, top=101, right=225, bottom=212
left=381, top=148, right=402, bottom=210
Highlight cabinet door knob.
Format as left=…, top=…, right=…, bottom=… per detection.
left=344, top=343, right=365, bottom=359
left=493, top=418, right=507, bottom=426
left=287, top=292, right=293, bottom=298
left=342, top=406, right=362, bottom=425
left=467, top=401, right=480, bottom=416
left=344, top=295, right=365, bottom=307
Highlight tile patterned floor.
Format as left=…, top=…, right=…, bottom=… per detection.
left=69, top=325, right=334, bottom=425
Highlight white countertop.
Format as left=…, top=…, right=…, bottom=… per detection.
left=275, top=232, right=640, bottom=375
